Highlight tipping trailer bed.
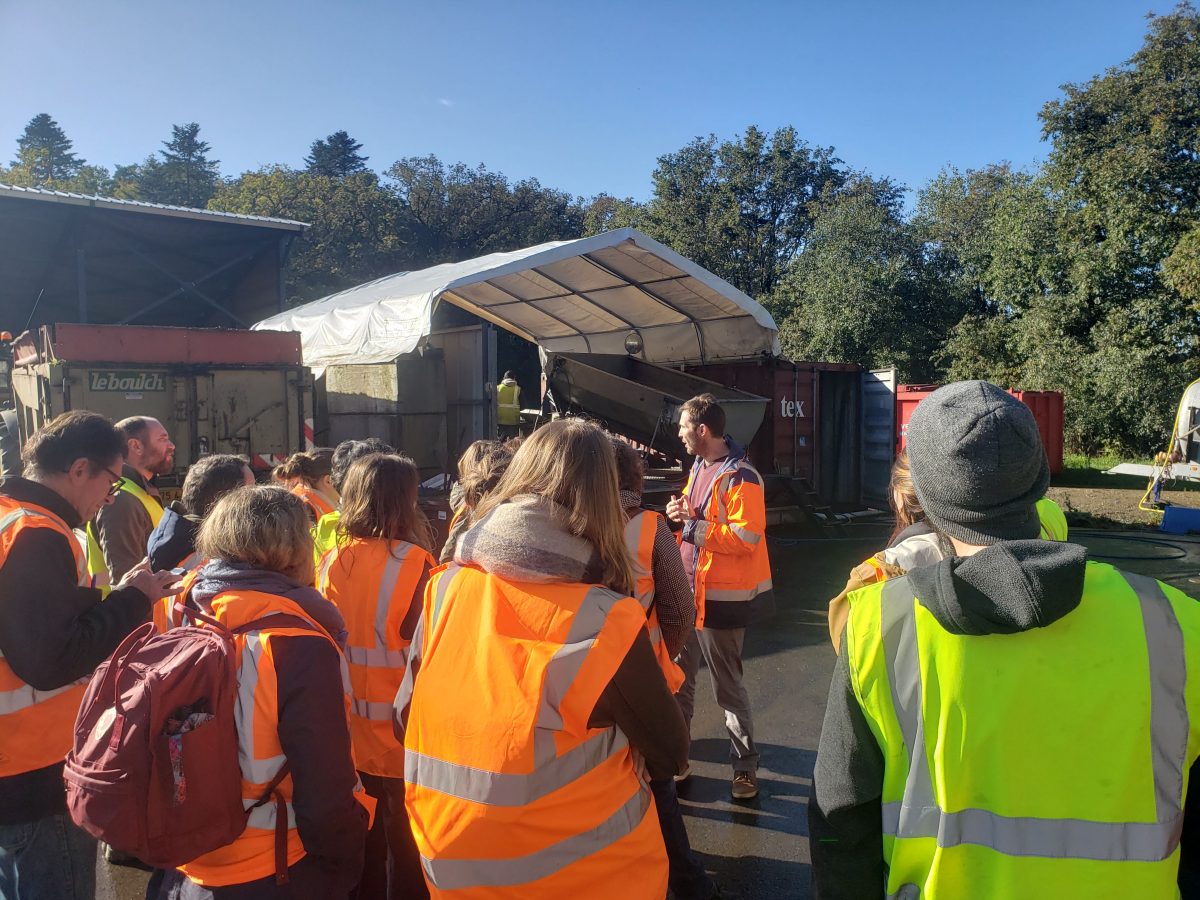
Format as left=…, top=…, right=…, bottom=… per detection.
left=543, top=351, right=769, bottom=462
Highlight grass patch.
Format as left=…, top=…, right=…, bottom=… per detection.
left=1055, top=454, right=1153, bottom=489
left=1055, top=453, right=1200, bottom=494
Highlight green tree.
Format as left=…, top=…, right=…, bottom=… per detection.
left=11, top=113, right=85, bottom=184
left=770, top=177, right=962, bottom=381
left=305, top=131, right=369, bottom=177
left=581, top=194, right=645, bottom=236
left=386, top=156, right=584, bottom=266
left=642, top=126, right=845, bottom=298
left=136, top=123, right=221, bottom=208
left=210, top=167, right=410, bottom=302
left=926, top=4, right=1200, bottom=454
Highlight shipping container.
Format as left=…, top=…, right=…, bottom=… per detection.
left=686, top=358, right=870, bottom=508
left=8, top=323, right=314, bottom=487
left=896, top=384, right=1065, bottom=475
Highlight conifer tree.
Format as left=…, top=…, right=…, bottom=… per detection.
left=12, top=113, right=84, bottom=184
left=305, top=131, right=368, bottom=177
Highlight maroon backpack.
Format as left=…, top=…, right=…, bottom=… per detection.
left=65, top=607, right=302, bottom=873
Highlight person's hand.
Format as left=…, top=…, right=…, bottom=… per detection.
left=666, top=494, right=696, bottom=523
left=115, top=559, right=181, bottom=600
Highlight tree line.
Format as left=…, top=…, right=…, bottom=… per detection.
left=4, top=3, right=1199, bottom=456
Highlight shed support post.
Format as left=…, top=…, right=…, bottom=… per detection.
left=76, top=247, right=88, bottom=324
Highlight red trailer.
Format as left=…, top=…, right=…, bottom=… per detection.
left=897, top=384, right=1064, bottom=475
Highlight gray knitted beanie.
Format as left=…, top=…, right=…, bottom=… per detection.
left=906, top=381, right=1050, bottom=545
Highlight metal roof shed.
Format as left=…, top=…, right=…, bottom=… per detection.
left=0, top=184, right=306, bottom=332
left=253, top=228, right=780, bottom=366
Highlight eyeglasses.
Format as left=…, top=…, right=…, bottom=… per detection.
left=102, top=467, right=125, bottom=497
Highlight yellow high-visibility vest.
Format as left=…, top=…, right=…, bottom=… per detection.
left=845, top=562, right=1200, bottom=898
left=496, top=380, right=521, bottom=426
left=85, top=478, right=163, bottom=589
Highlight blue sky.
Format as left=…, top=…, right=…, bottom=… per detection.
left=0, top=0, right=1168, bottom=205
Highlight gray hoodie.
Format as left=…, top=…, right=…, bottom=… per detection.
left=808, top=540, right=1200, bottom=898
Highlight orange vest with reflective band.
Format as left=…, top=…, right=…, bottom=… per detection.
left=0, top=496, right=89, bottom=778
left=625, top=510, right=685, bottom=693
left=152, top=560, right=205, bottom=634
left=290, top=484, right=336, bottom=522
left=682, top=458, right=772, bottom=628
left=318, top=538, right=431, bottom=777
left=179, top=589, right=374, bottom=887
left=404, top=563, right=667, bottom=899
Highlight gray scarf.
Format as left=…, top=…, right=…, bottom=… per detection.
left=456, top=494, right=605, bottom=585
left=191, top=559, right=348, bottom=648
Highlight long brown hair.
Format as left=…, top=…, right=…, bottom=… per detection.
left=474, top=418, right=633, bottom=595
left=888, top=451, right=927, bottom=544
left=337, top=453, right=433, bottom=552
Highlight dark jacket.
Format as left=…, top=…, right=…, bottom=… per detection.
left=92, top=465, right=162, bottom=580
left=190, top=565, right=367, bottom=889
left=0, top=477, right=152, bottom=824
left=808, top=539, right=1200, bottom=898
left=147, top=501, right=200, bottom=572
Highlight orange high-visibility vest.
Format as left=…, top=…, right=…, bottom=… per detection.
left=0, top=496, right=89, bottom=778
left=318, top=537, right=430, bottom=777
left=290, top=484, right=336, bottom=522
left=624, top=510, right=685, bottom=693
left=403, top=563, right=667, bottom=899
left=179, top=589, right=374, bottom=887
left=681, top=459, right=773, bottom=628
left=152, top=559, right=205, bottom=634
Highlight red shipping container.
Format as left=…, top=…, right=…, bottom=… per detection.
left=897, top=384, right=1064, bottom=475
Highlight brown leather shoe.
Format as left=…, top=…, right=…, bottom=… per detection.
left=731, top=770, right=758, bottom=800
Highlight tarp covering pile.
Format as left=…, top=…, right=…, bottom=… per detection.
left=253, top=228, right=779, bottom=366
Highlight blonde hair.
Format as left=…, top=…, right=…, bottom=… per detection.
left=456, top=440, right=495, bottom=482
left=197, top=485, right=315, bottom=584
left=474, top=419, right=633, bottom=595
left=889, top=451, right=927, bottom=544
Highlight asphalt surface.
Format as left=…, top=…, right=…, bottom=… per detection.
left=97, top=522, right=1200, bottom=900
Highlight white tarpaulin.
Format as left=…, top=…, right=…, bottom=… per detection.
left=253, top=228, right=779, bottom=366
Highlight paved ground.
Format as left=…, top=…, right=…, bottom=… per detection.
left=97, top=522, right=1200, bottom=900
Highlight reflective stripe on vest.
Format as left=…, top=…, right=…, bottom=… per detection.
left=404, top=563, right=663, bottom=894
left=290, top=485, right=335, bottom=521
left=0, top=499, right=90, bottom=773
left=683, top=459, right=772, bottom=628
left=876, top=573, right=1187, bottom=862
left=319, top=539, right=428, bottom=775
left=180, top=595, right=351, bottom=886
left=419, top=786, right=653, bottom=891
left=624, top=510, right=684, bottom=693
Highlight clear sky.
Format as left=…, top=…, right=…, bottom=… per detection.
left=0, top=0, right=1170, bottom=205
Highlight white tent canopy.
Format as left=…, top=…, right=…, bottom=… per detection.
left=253, top=228, right=779, bottom=367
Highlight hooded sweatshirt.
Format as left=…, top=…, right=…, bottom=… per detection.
left=147, top=501, right=200, bottom=572
left=808, top=540, right=1200, bottom=898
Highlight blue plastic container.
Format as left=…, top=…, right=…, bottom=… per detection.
left=1160, top=505, right=1200, bottom=534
